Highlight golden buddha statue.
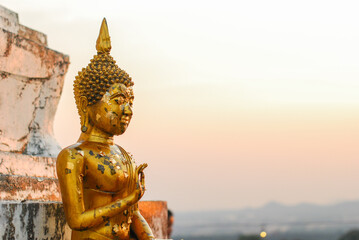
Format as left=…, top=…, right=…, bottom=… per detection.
left=56, top=19, right=155, bottom=240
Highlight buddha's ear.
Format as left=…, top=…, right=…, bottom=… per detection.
left=79, top=96, right=88, bottom=113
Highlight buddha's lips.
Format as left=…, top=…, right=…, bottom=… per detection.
left=120, top=116, right=130, bottom=125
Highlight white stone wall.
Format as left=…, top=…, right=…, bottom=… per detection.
left=0, top=5, right=71, bottom=239
left=0, top=4, right=69, bottom=158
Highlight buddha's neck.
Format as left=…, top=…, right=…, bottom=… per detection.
left=78, top=126, right=114, bottom=145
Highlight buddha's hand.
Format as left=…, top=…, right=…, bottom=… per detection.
left=130, top=163, right=147, bottom=204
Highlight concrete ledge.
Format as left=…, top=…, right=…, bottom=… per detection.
left=0, top=5, right=19, bottom=34
left=0, top=152, right=61, bottom=202
left=0, top=175, right=60, bottom=201
left=0, top=152, right=57, bottom=178
left=18, top=25, right=47, bottom=46
left=0, top=4, right=47, bottom=46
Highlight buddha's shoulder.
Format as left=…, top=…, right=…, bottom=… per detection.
left=57, top=143, right=87, bottom=161
left=113, top=144, right=131, bottom=156
left=113, top=144, right=125, bottom=152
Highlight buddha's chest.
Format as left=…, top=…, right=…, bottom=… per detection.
left=83, top=149, right=136, bottom=193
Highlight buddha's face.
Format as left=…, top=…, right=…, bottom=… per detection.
left=88, top=83, right=134, bottom=136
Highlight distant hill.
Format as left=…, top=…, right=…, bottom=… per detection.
left=172, top=200, right=359, bottom=240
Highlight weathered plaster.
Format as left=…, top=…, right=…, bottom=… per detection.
left=18, top=25, right=47, bottom=46
left=0, top=152, right=56, bottom=178
left=0, top=5, right=69, bottom=158
left=139, top=201, right=169, bottom=239
left=0, top=151, right=60, bottom=202
left=0, top=202, right=71, bottom=240
left=0, top=5, right=18, bottom=34
left=0, top=6, right=70, bottom=239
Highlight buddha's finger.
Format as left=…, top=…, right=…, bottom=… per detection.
left=140, top=171, right=145, bottom=189
left=137, top=163, right=148, bottom=174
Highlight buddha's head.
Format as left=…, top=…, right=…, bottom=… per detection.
left=74, top=19, right=134, bottom=136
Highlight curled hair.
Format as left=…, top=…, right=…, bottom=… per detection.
left=73, top=52, right=133, bottom=107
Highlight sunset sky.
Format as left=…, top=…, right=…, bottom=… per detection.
left=3, top=0, right=359, bottom=212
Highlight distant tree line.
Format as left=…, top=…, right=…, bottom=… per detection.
left=339, top=230, right=359, bottom=240
left=238, top=235, right=259, bottom=240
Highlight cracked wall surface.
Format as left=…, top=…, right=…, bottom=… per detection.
left=0, top=5, right=70, bottom=239
left=0, top=5, right=69, bottom=158
left=0, top=5, right=66, bottom=201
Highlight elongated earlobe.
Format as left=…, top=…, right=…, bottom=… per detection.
left=80, top=96, right=88, bottom=133
left=81, top=114, right=88, bottom=132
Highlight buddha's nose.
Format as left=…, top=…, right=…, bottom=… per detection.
left=123, top=103, right=133, bottom=116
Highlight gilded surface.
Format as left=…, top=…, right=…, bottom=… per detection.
left=57, top=19, right=154, bottom=240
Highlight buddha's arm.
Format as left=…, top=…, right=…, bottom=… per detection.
left=57, top=148, right=139, bottom=231
left=131, top=204, right=155, bottom=240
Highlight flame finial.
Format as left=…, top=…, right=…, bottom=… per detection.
left=96, top=18, right=111, bottom=53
